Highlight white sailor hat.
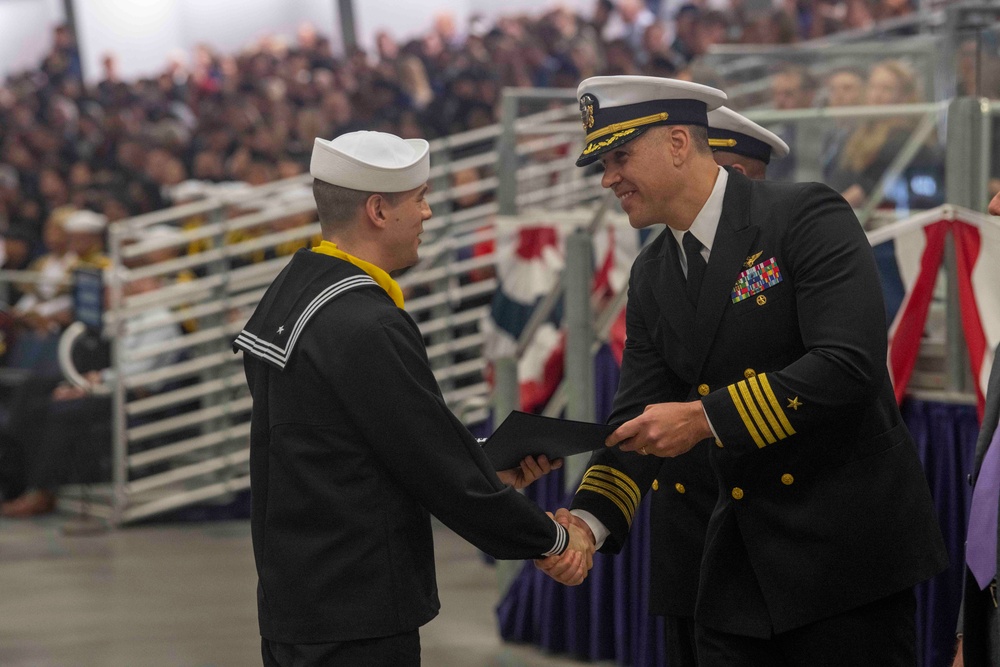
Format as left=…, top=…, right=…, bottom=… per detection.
left=576, top=75, right=727, bottom=167
left=310, top=131, right=430, bottom=192
left=169, top=179, right=213, bottom=203
left=707, top=106, right=789, bottom=164
left=144, top=224, right=185, bottom=242
left=64, top=210, right=108, bottom=234
left=213, top=181, right=255, bottom=205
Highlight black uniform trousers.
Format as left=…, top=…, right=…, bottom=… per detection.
left=695, top=587, right=916, bottom=667
left=664, top=615, right=698, bottom=667
left=262, top=630, right=420, bottom=667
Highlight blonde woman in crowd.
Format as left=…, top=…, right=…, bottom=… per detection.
left=828, top=59, right=934, bottom=209
left=819, top=66, right=866, bottom=181
left=397, top=56, right=435, bottom=111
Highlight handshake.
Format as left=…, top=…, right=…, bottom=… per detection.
left=535, top=508, right=597, bottom=586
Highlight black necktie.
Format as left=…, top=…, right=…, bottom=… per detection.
left=683, top=231, right=706, bottom=306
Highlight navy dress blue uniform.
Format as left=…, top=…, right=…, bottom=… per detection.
left=235, top=248, right=569, bottom=663
left=235, top=129, right=576, bottom=666
left=610, top=107, right=793, bottom=666
left=571, top=168, right=948, bottom=658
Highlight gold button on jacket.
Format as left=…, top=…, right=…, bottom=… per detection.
left=675, top=483, right=686, bottom=494
left=781, top=474, right=794, bottom=486
left=744, top=368, right=756, bottom=379
left=731, top=487, right=744, bottom=500
left=652, top=480, right=659, bottom=491
left=697, top=384, right=710, bottom=396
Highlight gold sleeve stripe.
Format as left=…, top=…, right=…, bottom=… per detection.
left=728, top=384, right=767, bottom=448
left=759, top=373, right=796, bottom=436
left=738, top=380, right=777, bottom=445
left=578, top=482, right=634, bottom=527
left=584, top=472, right=638, bottom=515
left=581, top=475, right=639, bottom=514
left=587, top=465, right=641, bottom=502
left=587, top=468, right=642, bottom=507
left=579, top=478, right=636, bottom=518
left=747, top=376, right=787, bottom=440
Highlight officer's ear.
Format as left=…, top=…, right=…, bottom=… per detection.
left=730, top=162, right=748, bottom=176
left=668, top=126, right=689, bottom=166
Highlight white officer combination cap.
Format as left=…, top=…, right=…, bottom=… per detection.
left=310, top=131, right=430, bottom=192
left=576, top=75, right=728, bottom=166
left=64, top=210, right=108, bottom=234
left=707, top=106, right=790, bottom=164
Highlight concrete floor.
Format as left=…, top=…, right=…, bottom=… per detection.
left=0, top=513, right=608, bottom=667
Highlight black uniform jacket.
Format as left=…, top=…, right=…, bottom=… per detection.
left=234, top=249, right=562, bottom=644
left=572, top=169, right=948, bottom=637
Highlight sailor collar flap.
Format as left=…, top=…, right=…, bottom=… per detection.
left=233, top=251, right=377, bottom=370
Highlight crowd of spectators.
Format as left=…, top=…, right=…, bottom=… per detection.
left=0, top=1, right=944, bottom=273
left=0, top=0, right=986, bottom=516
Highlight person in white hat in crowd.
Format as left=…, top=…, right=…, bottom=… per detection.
left=63, top=209, right=110, bottom=270
left=535, top=75, right=947, bottom=666
left=707, top=106, right=789, bottom=180
left=0, top=220, right=185, bottom=520
left=233, top=130, right=594, bottom=667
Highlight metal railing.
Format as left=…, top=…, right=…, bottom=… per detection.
left=0, top=89, right=602, bottom=525
left=697, top=3, right=1000, bottom=111
left=739, top=101, right=949, bottom=225
left=1, top=83, right=996, bottom=524
left=487, top=95, right=998, bottom=438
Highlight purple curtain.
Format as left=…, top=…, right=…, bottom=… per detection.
left=905, top=398, right=979, bottom=667
left=497, top=345, right=667, bottom=665
left=496, top=346, right=979, bottom=667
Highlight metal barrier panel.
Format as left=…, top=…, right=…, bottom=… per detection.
left=2, top=62, right=997, bottom=522
left=0, top=90, right=607, bottom=525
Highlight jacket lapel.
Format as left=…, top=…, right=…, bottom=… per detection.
left=691, top=170, right=759, bottom=373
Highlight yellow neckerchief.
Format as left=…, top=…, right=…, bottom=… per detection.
left=312, top=240, right=404, bottom=309
left=76, top=249, right=111, bottom=269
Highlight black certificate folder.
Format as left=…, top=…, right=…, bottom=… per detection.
left=482, top=411, right=616, bottom=471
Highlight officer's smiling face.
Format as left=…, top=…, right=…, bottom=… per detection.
left=599, top=128, right=678, bottom=229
